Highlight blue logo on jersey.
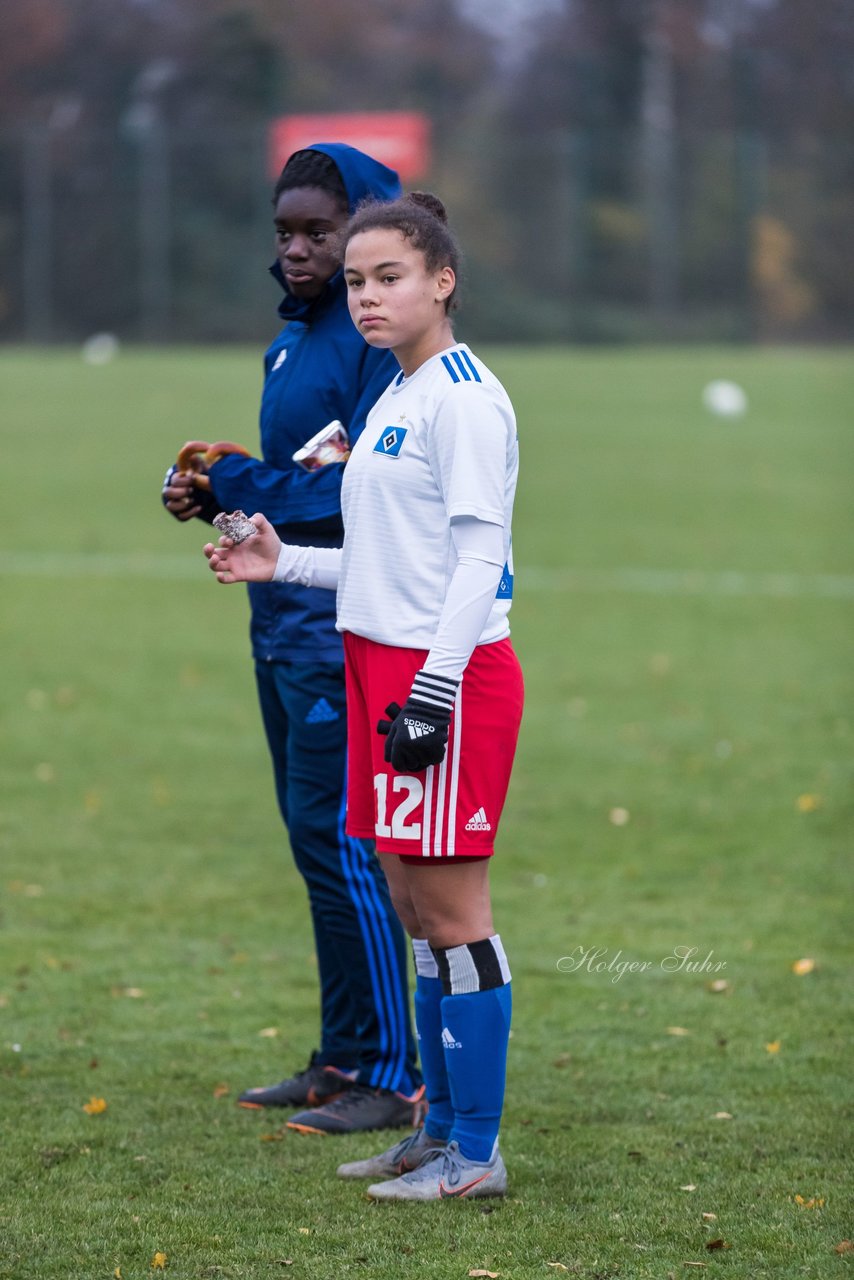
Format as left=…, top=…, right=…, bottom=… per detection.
left=373, top=426, right=408, bottom=458
left=496, top=565, right=514, bottom=599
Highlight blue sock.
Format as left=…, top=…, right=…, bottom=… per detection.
left=434, top=936, right=512, bottom=1162
left=411, top=940, right=453, bottom=1141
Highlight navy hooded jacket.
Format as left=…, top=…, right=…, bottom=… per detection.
left=207, top=143, right=401, bottom=664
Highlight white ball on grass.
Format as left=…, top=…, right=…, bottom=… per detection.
left=702, top=379, right=747, bottom=418
left=81, top=333, right=120, bottom=365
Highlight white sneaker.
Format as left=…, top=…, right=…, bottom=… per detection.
left=366, top=1139, right=507, bottom=1201
left=337, top=1127, right=446, bottom=1179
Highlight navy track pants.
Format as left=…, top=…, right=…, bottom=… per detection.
left=255, top=658, right=420, bottom=1094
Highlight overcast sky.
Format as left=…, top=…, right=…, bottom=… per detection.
left=456, top=0, right=565, bottom=62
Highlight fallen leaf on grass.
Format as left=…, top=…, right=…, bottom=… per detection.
left=701, top=1212, right=717, bottom=1221
left=8, top=881, right=44, bottom=896
left=835, top=1241, right=854, bottom=1255
left=111, top=986, right=145, bottom=998
left=765, top=1041, right=781, bottom=1053
left=468, top=1272, right=499, bottom=1278
left=794, top=1195, right=825, bottom=1209
left=791, top=957, right=816, bottom=975
left=706, top=979, right=731, bottom=994
left=712, top=1112, right=733, bottom=1120
left=259, top=1026, right=279, bottom=1038
left=667, top=1027, right=691, bottom=1037
left=212, top=1083, right=230, bottom=1098
left=298, top=1228, right=310, bottom=1235
left=609, top=807, right=630, bottom=826
left=705, top=1239, right=730, bottom=1251
left=547, top=1265, right=570, bottom=1271
left=151, top=1254, right=167, bottom=1271
left=114, top=1269, right=122, bottom=1278
left=796, top=794, right=821, bottom=812
left=682, top=1264, right=706, bottom=1269
left=680, top=1184, right=697, bottom=1192
left=82, top=1096, right=108, bottom=1115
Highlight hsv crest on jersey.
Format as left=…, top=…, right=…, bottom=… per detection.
left=373, top=426, right=408, bottom=457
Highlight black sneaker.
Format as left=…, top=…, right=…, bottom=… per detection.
left=286, top=1084, right=427, bottom=1135
left=237, top=1052, right=356, bottom=1110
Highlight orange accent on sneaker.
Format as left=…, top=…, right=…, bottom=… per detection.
left=286, top=1121, right=329, bottom=1136
left=236, top=1100, right=265, bottom=1111
left=305, top=1085, right=349, bottom=1107
left=438, top=1172, right=490, bottom=1199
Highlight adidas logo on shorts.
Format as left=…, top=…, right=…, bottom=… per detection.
left=465, top=807, right=492, bottom=832
left=441, top=1026, right=462, bottom=1049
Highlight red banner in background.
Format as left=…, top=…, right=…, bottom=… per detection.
left=268, top=112, right=431, bottom=183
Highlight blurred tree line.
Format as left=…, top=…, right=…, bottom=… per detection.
left=0, top=0, right=851, bottom=343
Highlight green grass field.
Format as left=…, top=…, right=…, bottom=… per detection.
left=1, top=346, right=852, bottom=1280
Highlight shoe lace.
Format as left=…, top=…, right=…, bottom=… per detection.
left=404, top=1146, right=446, bottom=1183
left=441, top=1148, right=462, bottom=1188
left=390, top=1128, right=432, bottom=1162
left=438, top=1142, right=477, bottom=1190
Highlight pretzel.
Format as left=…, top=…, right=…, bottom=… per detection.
left=175, top=440, right=252, bottom=491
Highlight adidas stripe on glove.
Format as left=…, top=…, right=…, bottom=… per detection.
left=377, top=670, right=460, bottom=773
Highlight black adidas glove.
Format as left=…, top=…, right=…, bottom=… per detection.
left=377, top=670, right=459, bottom=773
left=161, top=464, right=223, bottom=525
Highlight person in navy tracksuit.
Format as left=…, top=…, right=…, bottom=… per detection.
left=163, top=143, right=423, bottom=1134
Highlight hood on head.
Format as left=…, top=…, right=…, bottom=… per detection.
left=272, top=142, right=401, bottom=321
left=299, top=141, right=402, bottom=212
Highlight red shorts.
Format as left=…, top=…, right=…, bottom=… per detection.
left=343, top=633, right=524, bottom=858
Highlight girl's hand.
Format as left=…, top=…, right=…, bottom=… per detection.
left=203, top=513, right=282, bottom=583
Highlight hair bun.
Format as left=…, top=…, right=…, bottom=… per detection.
left=406, top=191, right=448, bottom=224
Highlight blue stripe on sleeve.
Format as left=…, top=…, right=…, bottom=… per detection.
left=441, top=355, right=461, bottom=383
left=451, top=350, right=472, bottom=381
left=459, top=349, right=482, bottom=382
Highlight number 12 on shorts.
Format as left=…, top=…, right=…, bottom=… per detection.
left=374, top=772, right=423, bottom=840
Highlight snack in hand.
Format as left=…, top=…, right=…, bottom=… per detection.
left=212, top=510, right=257, bottom=544
left=292, top=420, right=350, bottom=472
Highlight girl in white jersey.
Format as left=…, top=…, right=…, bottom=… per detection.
left=205, top=192, right=524, bottom=1201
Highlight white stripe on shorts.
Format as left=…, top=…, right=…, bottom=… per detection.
left=421, top=764, right=434, bottom=858
left=416, top=685, right=464, bottom=857
left=445, top=683, right=463, bottom=857
left=433, top=749, right=447, bottom=856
